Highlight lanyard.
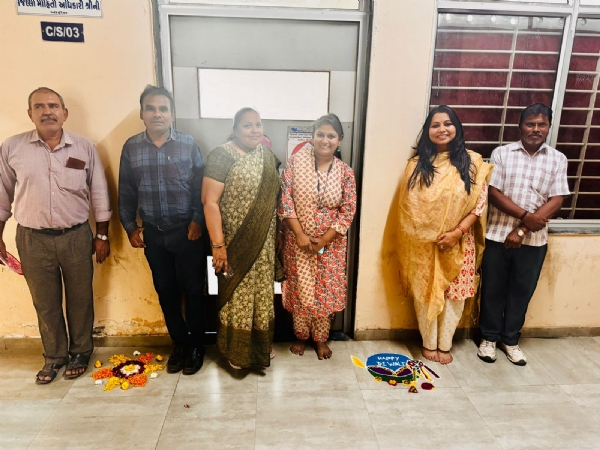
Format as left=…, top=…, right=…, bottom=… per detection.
left=315, top=158, right=334, bottom=206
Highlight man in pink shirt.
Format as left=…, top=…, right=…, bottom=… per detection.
left=0, top=87, right=112, bottom=384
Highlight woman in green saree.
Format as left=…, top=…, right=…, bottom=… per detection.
left=202, top=108, right=281, bottom=369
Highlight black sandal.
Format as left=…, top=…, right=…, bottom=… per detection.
left=35, top=363, right=65, bottom=385
left=64, top=353, right=90, bottom=380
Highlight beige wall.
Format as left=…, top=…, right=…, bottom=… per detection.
left=524, top=235, right=600, bottom=329
left=354, top=0, right=600, bottom=335
left=1, top=0, right=598, bottom=339
left=355, top=0, right=437, bottom=332
left=0, top=0, right=167, bottom=337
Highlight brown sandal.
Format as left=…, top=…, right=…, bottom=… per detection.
left=35, top=363, right=65, bottom=385
left=64, top=353, right=90, bottom=380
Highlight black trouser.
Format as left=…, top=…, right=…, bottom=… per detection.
left=479, top=239, right=547, bottom=346
left=16, top=222, right=94, bottom=364
left=143, top=222, right=207, bottom=348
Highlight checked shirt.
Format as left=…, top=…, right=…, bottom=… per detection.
left=486, top=141, right=570, bottom=247
left=118, top=129, right=204, bottom=235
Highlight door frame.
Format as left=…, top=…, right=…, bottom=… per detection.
left=154, top=1, right=372, bottom=336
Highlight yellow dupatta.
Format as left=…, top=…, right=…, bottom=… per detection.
left=397, top=150, right=492, bottom=322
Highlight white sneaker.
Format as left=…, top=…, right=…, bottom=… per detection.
left=498, top=342, right=527, bottom=366
left=477, top=339, right=497, bottom=363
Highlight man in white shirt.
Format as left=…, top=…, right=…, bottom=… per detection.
left=477, top=103, right=570, bottom=366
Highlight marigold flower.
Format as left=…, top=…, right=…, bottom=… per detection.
left=104, top=377, right=123, bottom=392
left=129, top=374, right=148, bottom=387
left=138, top=353, right=155, bottom=364
left=109, top=354, right=128, bottom=366
left=120, top=364, right=140, bottom=376
left=144, top=364, right=164, bottom=374
left=95, top=351, right=162, bottom=392
left=92, top=368, right=114, bottom=380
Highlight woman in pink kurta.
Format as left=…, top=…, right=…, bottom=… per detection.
left=278, top=114, right=357, bottom=360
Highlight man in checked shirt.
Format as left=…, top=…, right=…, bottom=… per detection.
left=118, top=86, right=207, bottom=375
left=477, top=103, right=570, bottom=366
left=0, top=87, right=112, bottom=384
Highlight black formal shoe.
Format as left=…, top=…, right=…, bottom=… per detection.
left=182, top=347, right=205, bottom=376
left=167, top=346, right=186, bottom=373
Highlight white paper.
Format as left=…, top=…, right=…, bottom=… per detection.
left=16, top=0, right=103, bottom=18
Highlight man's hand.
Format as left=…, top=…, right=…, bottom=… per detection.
left=522, top=212, right=548, bottom=232
left=128, top=228, right=146, bottom=248
left=504, top=228, right=524, bottom=249
left=94, top=238, right=110, bottom=264
left=0, top=238, right=7, bottom=262
left=187, top=221, right=203, bottom=241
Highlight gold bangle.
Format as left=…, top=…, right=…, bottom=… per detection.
left=211, top=243, right=226, bottom=249
left=277, top=230, right=285, bottom=235
left=456, top=225, right=468, bottom=236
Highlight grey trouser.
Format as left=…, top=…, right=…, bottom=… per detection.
left=16, top=222, right=95, bottom=364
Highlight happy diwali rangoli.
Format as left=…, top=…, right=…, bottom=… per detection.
left=351, top=353, right=440, bottom=392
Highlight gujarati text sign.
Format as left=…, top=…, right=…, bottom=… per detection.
left=16, top=0, right=102, bottom=18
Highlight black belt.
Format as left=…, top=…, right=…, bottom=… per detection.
left=29, top=222, right=86, bottom=236
left=143, top=221, right=189, bottom=232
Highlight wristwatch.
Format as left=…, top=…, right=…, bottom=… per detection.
left=95, top=234, right=109, bottom=241
left=516, top=229, right=525, bottom=238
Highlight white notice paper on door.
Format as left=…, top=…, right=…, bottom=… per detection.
left=199, top=69, right=329, bottom=121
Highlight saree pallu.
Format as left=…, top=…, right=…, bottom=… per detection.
left=205, top=143, right=281, bottom=368
left=397, top=151, right=492, bottom=322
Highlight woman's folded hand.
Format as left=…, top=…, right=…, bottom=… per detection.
left=436, top=228, right=462, bottom=251
left=295, top=232, right=313, bottom=253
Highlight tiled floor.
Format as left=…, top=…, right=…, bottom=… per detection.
left=2, top=338, right=600, bottom=449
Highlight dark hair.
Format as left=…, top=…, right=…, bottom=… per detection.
left=519, top=103, right=553, bottom=125
left=229, top=107, right=261, bottom=141
left=313, top=113, right=344, bottom=159
left=233, top=107, right=259, bottom=128
left=139, top=85, right=175, bottom=112
left=408, top=105, right=475, bottom=194
left=28, top=87, right=65, bottom=109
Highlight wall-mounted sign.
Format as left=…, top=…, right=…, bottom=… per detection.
left=41, top=21, right=84, bottom=42
left=169, top=0, right=359, bottom=9
left=16, top=0, right=102, bottom=18
left=287, top=126, right=313, bottom=161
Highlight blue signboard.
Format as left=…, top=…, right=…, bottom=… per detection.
left=41, top=22, right=84, bottom=42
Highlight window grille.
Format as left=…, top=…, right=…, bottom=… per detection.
left=449, top=0, right=569, bottom=4
left=430, top=14, right=564, bottom=161
left=555, top=17, right=600, bottom=219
